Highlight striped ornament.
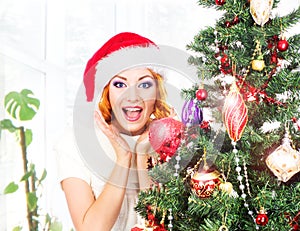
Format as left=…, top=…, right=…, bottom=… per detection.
left=222, top=82, right=248, bottom=142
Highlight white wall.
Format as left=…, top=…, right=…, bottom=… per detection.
left=0, top=0, right=299, bottom=230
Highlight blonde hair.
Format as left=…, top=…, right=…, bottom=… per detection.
left=98, top=68, right=171, bottom=123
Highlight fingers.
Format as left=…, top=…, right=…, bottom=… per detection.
left=94, top=111, right=125, bottom=145
left=94, top=111, right=114, bottom=138
left=170, top=107, right=178, bottom=118
left=169, top=107, right=180, bottom=121
left=169, top=107, right=176, bottom=117
left=94, top=111, right=107, bottom=129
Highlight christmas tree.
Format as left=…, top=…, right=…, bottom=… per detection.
left=134, top=0, right=300, bottom=230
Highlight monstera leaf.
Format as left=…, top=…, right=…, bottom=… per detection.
left=4, top=89, right=40, bottom=121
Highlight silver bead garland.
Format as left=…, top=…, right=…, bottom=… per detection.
left=232, top=141, right=259, bottom=230
left=167, top=208, right=173, bottom=230
left=174, top=152, right=181, bottom=177
left=243, top=158, right=252, bottom=197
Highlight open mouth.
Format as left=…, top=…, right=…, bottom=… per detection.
left=122, top=106, right=143, bottom=122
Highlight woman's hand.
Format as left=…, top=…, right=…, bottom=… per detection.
left=135, top=127, right=155, bottom=189
left=94, top=111, right=132, bottom=167
left=135, top=128, right=152, bottom=156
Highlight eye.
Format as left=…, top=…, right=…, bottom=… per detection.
left=138, top=81, right=153, bottom=89
left=112, top=81, right=127, bottom=88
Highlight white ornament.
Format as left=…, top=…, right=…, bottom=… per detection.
left=250, top=0, right=274, bottom=26
left=266, top=132, right=300, bottom=182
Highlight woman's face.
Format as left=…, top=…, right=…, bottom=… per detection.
left=108, top=68, right=157, bottom=135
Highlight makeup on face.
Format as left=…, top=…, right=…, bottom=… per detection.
left=108, top=68, right=157, bottom=135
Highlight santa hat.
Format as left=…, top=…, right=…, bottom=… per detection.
left=83, top=32, right=157, bottom=102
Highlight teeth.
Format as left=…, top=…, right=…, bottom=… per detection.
left=125, top=108, right=141, bottom=112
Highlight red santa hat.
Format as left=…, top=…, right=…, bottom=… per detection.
left=83, top=32, right=157, bottom=102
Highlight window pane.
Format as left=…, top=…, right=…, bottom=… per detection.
left=0, top=0, right=45, bottom=59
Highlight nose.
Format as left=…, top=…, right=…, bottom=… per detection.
left=125, top=86, right=140, bottom=102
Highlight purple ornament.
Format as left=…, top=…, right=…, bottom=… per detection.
left=181, top=99, right=203, bottom=126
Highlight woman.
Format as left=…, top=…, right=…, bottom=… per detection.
left=57, top=32, right=171, bottom=231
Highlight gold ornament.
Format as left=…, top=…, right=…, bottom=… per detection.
left=266, top=130, right=300, bottom=182
left=251, top=40, right=265, bottom=71
left=250, top=0, right=274, bottom=26
left=219, top=225, right=229, bottom=231
left=252, top=59, right=265, bottom=71
left=219, top=181, right=233, bottom=194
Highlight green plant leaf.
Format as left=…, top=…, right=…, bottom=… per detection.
left=20, top=171, right=33, bottom=182
left=0, top=119, right=17, bottom=133
left=25, top=129, right=33, bottom=147
left=4, top=182, right=19, bottom=194
left=27, top=192, right=38, bottom=211
left=39, top=169, right=47, bottom=183
left=12, top=226, right=22, bottom=231
left=29, top=163, right=36, bottom=171
left=45, top=213, right=51, bottom=225
left=4, top=89, right=40, bottom=121
left=49, top=220, right=63, bottom=231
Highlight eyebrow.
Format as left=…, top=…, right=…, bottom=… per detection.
left=112, top=75, right=154, bottom=81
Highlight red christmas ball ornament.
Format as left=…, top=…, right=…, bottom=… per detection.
left=190, top=165, right=221, bottom=199
left=225, top=21, right=231, bottom=28
left=267, top=41, right=273, bottom=49
left=256, top=208, right=269, bottom=226
left=149, top=117, right=183, bottom=162
left=277, top=39, right=289, bottom=52
left=232, top=15, right=239, bottom=25
left=196, top=88, right=208, bottom=101
left=292, top=224, right=299, bottom=231
left=292, top=117, right=298, bottom=123
left=215, top=0, right=226, bottom=5
left=221, top=54, right=229, bottom=64
left=148, top=213, right=155, bottom=222
left=271, top=52, right=278, bottom=64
